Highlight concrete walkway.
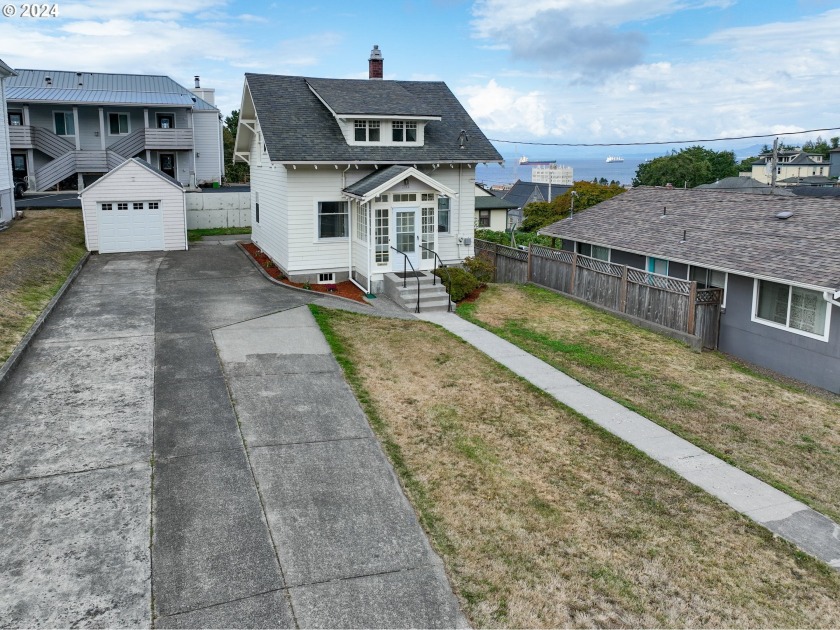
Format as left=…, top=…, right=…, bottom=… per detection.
left=0, top=242, right=462, bottom=628
left=417, top=311, right=840, bottom=571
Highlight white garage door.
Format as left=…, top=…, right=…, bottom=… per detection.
left=98, top=201, right=164, bottom=253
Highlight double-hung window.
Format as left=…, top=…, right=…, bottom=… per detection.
left=754, top=280, right=829, bottom=339
left=54, top=111, right=75, bottom=136
left=392, top=120, right=417, bottom=142
left=318, top=201, right=348, bottom=239
left=354, top=120, right=380, bottom=142
left=478, top=210, right=491, bottom=228
left=437, top=197, right=450, bottom=233
left=109, top=113, right=130, bottom=135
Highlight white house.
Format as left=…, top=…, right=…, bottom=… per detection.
left=0, top=58, right=16, bottom=226
left=79, top=157, right=187, bottom=253
left=233, top=46, right=503, bottom=295
left=5, top=69, right=223, bottom=192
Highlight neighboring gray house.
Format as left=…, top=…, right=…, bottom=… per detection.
left=697, top=176, right=794, bottom=196
left=233, top=46, right=502, bottom=294
left=475, top=184, right=518, bottom=230
left=540, top=187, right=840, bottom=394
left=501, top=179, right=570, bottom=228
left=0, top=58, right=16, bottom=226
left=5, top=69, right=223, bottom=192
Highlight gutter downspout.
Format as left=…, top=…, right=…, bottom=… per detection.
left=342, top=165, right=354, bottom=289
left=823, top=291, right=840, bottom=309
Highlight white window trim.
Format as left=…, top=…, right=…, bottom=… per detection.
left=107, top=111, right=131, bottom=136
left=314, top=200, right=350, bottom=243
left=53, top=110, right=74, bottom=136
left=751, top=278, right=831, bottom=342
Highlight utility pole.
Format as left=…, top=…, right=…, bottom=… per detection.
left=770, top=137, right=779, bottom=192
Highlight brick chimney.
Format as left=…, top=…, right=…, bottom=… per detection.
left=369, top=45, right=383, bottom=80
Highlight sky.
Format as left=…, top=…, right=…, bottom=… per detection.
left=1, top=0, right=839, bottom=160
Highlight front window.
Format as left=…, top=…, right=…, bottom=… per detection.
left=478, top=209, right=491, bottom=228
left=54, top=111, right=75, bottom=136
left=421, top=207, right=435, bottom=259
left=354, top=120, right=380, bottom=142
left=108, top=113, right=130, bottom=135
left=755, top=280, right=828, bottom=338
left=318, top=201, right=348, bottom=239
left=8, top=112, right=22, bottom=126
left=437, top=197, right=450, bottom=233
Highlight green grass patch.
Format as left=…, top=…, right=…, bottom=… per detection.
left=187, top=226, right=252, bottom=242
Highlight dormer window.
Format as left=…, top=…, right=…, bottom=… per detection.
left=355, top=120, right=380, bottom=142
left=392, top=121, right=417, bottom=142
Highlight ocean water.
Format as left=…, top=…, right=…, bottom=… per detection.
left=475, top=156, right=647, bottom=188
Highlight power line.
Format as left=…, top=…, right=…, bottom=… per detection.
left=488, top=126, right=840, bottom=147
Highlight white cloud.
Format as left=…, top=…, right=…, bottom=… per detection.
left=459, top=79, right=550, bottom=136
left=59, top=0, right=227, bottom=20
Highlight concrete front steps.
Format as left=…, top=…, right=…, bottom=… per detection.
left=383, top=272, right=453, bottom=313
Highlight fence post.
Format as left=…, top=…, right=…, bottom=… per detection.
left=687, top=280, right=698, bottom=335
left=570, top=252, right=578, bottom=294
left=527, top=242, right=533, bottom=283
left=619, top=264, right=628, bottom=312
left=492, top=243, right=498, bottom=282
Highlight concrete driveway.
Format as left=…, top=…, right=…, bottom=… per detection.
left=0, top=242, right=462, bottom=628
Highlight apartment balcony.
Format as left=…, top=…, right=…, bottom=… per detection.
left=143, top=127, right=193, bottom=151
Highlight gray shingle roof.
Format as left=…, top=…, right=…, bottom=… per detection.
left=307, top=78, right=440, bottom=117
left=475, top=195, right=518, bottom=210
left=539, top=186, right=840, bottom=290
left=343, top=165, right=411, bottom=196
left=696, top=176, right=794, bottom=195
left=500, top=180, right=570, bottom=208
left=6, top=69, right=217, bottom=110
left=245, top=73, right=502, bottom=164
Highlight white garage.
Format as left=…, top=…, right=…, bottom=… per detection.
left=80, top=158, right=187, bottom=253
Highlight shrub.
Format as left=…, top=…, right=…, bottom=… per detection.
left=463, top=255, right=494, bottom=283
left=433, top=267, right=480, bottom=302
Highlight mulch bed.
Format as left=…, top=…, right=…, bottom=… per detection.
left=459, top=284, right=488, bottom=305
left=242, top=242, right=369, bottom=305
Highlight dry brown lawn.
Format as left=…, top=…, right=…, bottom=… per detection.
left=459, top=283, right=840, bottom=523
left=313, top=306, right=840, bottom=628
left=0, top=209, right=86, bottom=364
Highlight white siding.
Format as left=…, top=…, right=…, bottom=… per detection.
left=193, top=110, right=222, bottom=185
left=80, top=160, right=186, bottom=252
left=285, top=168, right=368, bottom=274
left=426, top=165, right=475, bottom=265
left=249, top=127, right=288, bottom=270
left=0, top=75, right=11, bottom=192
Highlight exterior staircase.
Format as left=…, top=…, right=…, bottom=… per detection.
left=383, top=271, right=453, bottom=313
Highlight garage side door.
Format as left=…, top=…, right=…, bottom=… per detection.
left=98, top=201, right=165, bottom=253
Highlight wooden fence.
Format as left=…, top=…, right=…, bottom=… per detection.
left=475, top=239, right=722, bottom=349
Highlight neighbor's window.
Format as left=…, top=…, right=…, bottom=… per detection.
left=478, top=209, right=490, bottom=228
left=755, top=280, right=828, bottom=338
left=8, top=111, right=22, bottom=126
left=148, top=202, right=159, bottom=209
left=437, top=197, right=450, bottom=232
left=54, top=111, right=75, bottom=136
left=318, top=201, right=348, bottom=238
left=133, top=202, right=144, bottom=210
left=577, top=242, right=609, bottom=261
left=354, top=120, right=380, bottom=142
left=108, top=113, right=130, bottom=135
left=117, top=202, right=128, bottom=210
left=101, top=203, right=113, bottom=211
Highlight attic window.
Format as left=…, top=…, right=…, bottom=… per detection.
left=354, top=120, right=380, bottom=142
left=392, top=121, right=417, bottom=142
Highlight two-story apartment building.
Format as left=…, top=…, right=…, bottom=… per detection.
left=5, top=69, right=223, bottom=193
left=749, top=150, right=830, bottom=186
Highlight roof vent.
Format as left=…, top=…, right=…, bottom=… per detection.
left=776, top=211, right=793, bottom=220
left=194, top=75, right=200, bottom=88
left=45, top=76, right=52, bottom=86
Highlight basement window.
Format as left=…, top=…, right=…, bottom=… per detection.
left=318, top=273, right=335, bottom=284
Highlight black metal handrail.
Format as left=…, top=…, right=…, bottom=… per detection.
left=419, top=244, right=452, bottom=312
left=390, top=246, right=421, bottom=313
